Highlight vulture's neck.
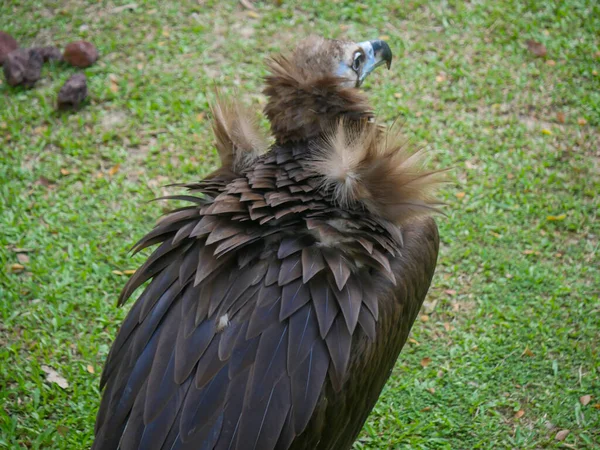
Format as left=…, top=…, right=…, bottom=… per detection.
left=263, top=58, right=373, bottom=144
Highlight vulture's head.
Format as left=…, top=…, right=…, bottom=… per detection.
left=264, top=36, right=393, bottom=143
left=290, top=35, right=392, bottom=88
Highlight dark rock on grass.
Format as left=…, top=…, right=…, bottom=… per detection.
left=3, top=48, right=43, bottom=87
left=0, top=31, right=19, bottom=65
left=57, top=73, right=88, bottom=109
left=33, top=46, right=63, bottom=63
left=63, top=41, right=98, bottom=68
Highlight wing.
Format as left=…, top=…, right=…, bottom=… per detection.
left=93, top=157, right=403, bottom=450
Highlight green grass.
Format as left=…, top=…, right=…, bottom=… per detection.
left=1, top=0, right=599, bottom=448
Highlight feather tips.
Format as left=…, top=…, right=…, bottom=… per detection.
left=306, top=119, right=446, bottom=225
left=210, top=92, right=270, bottom=175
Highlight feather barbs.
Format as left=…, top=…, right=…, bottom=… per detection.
left=210, top=92, right=270, bottom=175
left=307, top=119, right=445, bottom=224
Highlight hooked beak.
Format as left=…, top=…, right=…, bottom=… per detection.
left=356, top=39, right=393, bottom=86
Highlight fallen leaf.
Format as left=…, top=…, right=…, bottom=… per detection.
left=9, top=263, right=25, bottom=273
left=393, top=93, right=402, bottom=99
left=41, top=365, right=69, bottom=389
left=514, top=410, right=525, bottom=419
left=593, top=403, right=600, bottom=409
left=555, top=253, right=562, bottom=258
left=420, top=357, right=431, bottom=368
left=555, top=430, right=569, bottom=441
left=246, top=10, right=260, bottom=18
left=196, top=112, right=205, bottom=122
left=526, top=39, right=547, bottom=57
left=547, top=214, right=566, bottom=221
left=108, top=164, right=120, bottom=176
left=428, top=388, right=436, bottom=394
left=556, top=112, right=566, bottom=124
left=521, top=346, right=534, bottom=357
left=112, top=270, right=123, bottom=275
left=443, top=322, right=451, bottom=332
left=523, top=249, right=536, bottom=255
left=87, top=365, right=95, bottom=374
left=123, top=269, right=136, bottom=275
left=455, top=192, right=466, bottom=199
left=577, top=117, right=587, bottom=126
left=60, top=168, right=70, bottom=176
left=111, top=3, right=137, bottom=13
left=421, top=406, right=431, bottom=412
left=408, top=338, right=419, bottom=345
left=435, top=73, right=447, bottom=83
left=420, top=314, right=429, bottom=322
left=541, top=128, right=553, bottom=135
left=239, top=0, right=256, bottom=10
left=16, top=253, right=29, bottom=264
left=109, top=74, right=119, bottom=93
left=37, top=176, right=56, bottom=188
left=546, top=59, right=556, bottom=66
left=445, top=289, right=457, bottom=295
left=162, top=29, right=170, bottom=37
left=580, top=395, right=591, bottom=406
left=12, top=247, right=32, bottom=253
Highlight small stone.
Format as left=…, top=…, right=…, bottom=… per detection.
left=57, top=73, right=88, bottom=109
left=63, top=41, right=98, bottom=68
left=3, top=48, right=43, bottom=87
left=0, top=31, right=19, bottom=65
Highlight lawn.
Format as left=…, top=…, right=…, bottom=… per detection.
left=1, top=0, right=598, bottom=448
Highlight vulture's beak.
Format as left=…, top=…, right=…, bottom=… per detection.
left=357, top=39, right=393, bottom=86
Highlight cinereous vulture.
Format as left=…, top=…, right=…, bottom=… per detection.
left=93, top=35, right=444, bottom=450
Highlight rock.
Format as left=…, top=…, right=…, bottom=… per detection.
left=63, top=41, right=98, bottom=68
left=0, top=31, right=19, bottom=65
left=32, top=46, right=63, bottom=62
left=3, top=48, right=43, bottom=87
left=57, top=73, right=88, bottom=109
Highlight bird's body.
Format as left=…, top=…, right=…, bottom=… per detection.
left=94, top=36, right=442, bottom=450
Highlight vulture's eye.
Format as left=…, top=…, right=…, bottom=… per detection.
left=352, top=52, right=363, bottom=71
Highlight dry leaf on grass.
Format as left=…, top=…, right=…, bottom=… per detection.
left=108, top=164, right=120, bottom=176
left=556, top=112, right=566, bottom=123
left=580, top=395, right=591, bottom=406
left=16, top=253, right=29, bottom=264
left=87, top=365, right=95, bottom=374
left=123, top=269, right=136, bottom=275
left=41, top=365, right=69, bottom=389
left=514, top=410, right=525, bottom=419
left=420, top=357, right=432, bottom=368
left=577, top=117, right=587, bottom=126
left=555, top=430, right=570, bottom=441
left=526, top=39, right=547, bottom=57
left=547, top=214, right=566, bottom=221
left=521, top=346, right=534, bottom=357
left=9, top=263, right=25, bottom=273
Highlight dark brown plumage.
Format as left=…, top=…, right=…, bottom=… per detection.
left=93, top=35, right=442, bottom=450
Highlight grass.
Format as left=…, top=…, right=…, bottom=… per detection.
left=1, top=0, right=598, bottom=448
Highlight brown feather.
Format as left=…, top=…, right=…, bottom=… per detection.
left=210, top=90, right=270, bottom=175
left=305, top=118, right=446, bottom=225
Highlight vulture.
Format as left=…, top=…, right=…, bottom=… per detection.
left=93, top=35, right=443, bottom=450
